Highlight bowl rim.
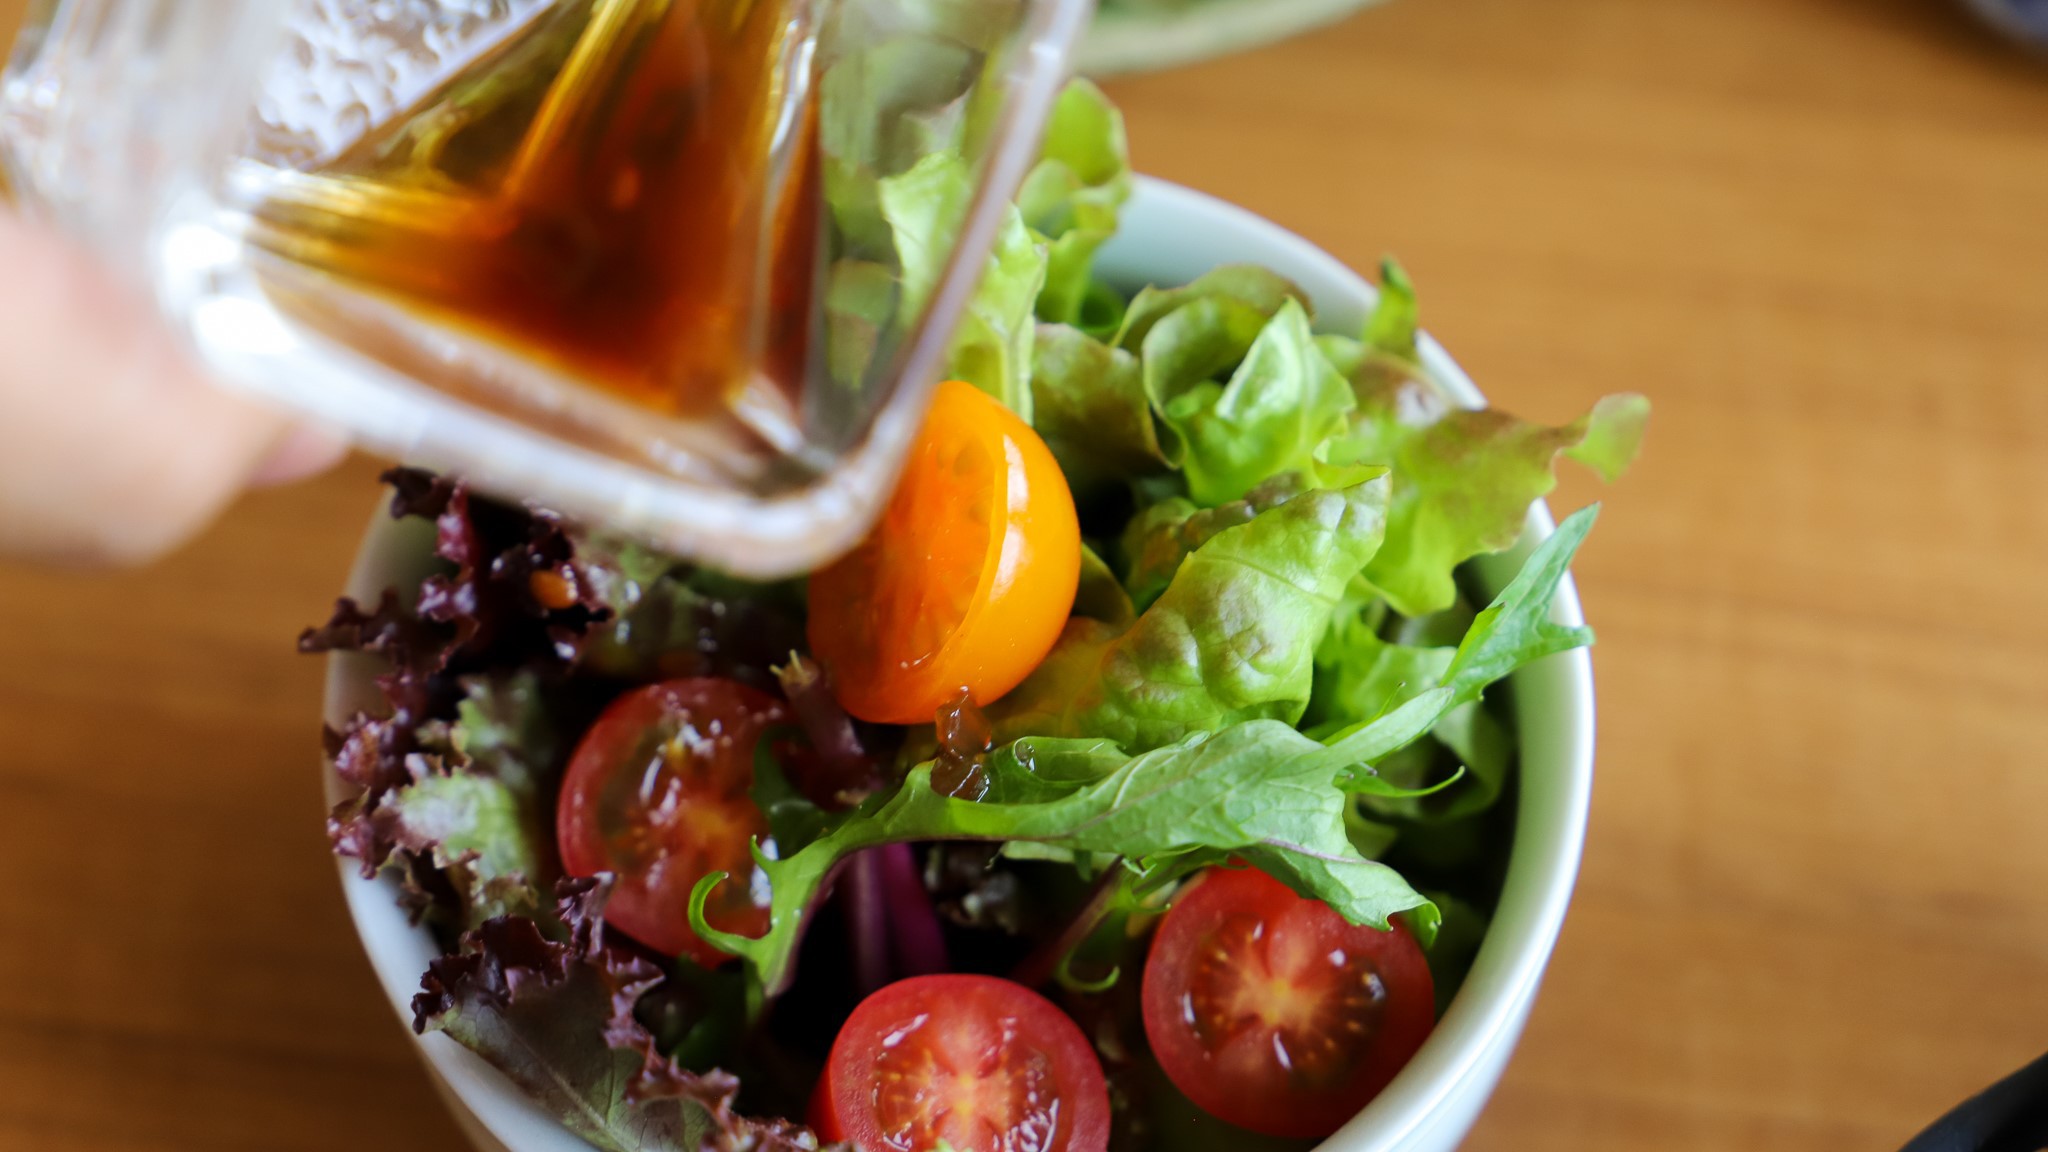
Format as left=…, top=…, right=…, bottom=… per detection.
left=323, top=174, right=1595, bottom=1152
left=1099, top=179, right=1592, bottom=1151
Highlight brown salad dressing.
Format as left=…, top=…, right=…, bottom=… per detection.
left=251, top=0, right=822, bottom=417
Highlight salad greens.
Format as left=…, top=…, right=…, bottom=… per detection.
left=306, top=75, right=1645, bottom=1152
left=987, top=475, right=1393, bottom=752
left=1156, top=298, right=1357, bottom=506
left=691, top=697, right=1457, bottom=997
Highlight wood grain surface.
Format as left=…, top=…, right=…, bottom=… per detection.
left=3, top=0, right=2047, bottom=1149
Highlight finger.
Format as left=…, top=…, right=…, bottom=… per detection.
left=0, top=212, right=318, bottom=566
left=249, top=422, right=353, bottom=489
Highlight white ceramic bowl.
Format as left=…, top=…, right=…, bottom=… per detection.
left=324, top=176, right=1596, bottom=1152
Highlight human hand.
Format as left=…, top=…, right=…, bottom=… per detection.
left=0, top=210, right=348, bottom=566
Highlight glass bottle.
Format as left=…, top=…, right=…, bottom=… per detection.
left=0, top=0, right=1094, bottom=576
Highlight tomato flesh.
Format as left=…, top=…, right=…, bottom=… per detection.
left=815, top=974, right=1111, bottom=1152
left=555, top=679, right=784, bottom=967
left=809, top=380, right=1081, bottom=726
left=1141, top=867, right=1435, bottom=1140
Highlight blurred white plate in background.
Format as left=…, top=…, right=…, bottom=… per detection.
left=1082, top=0, right=1393, bottom=76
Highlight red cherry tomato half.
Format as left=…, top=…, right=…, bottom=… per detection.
left=813, top=974, right=1112, bottom=1152
left=555, top=679, right=785, bottom=967
left=1141, top=866, right=1436, bottom=1140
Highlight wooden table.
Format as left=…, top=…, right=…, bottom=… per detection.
left=4, top=0, right=2047, bottom=1148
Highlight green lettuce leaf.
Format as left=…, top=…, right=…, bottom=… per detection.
left=1336, top=362, right=1647, bottom=615
left=1138, top=297, right=1272, bottom=464
left=380, top=671, right=564, bottom=927
left=1030, top=324, right=1169, bottom=497
left=875, top=152, right=1037, bottom=420
left=1564, top=393, right=1655, bottom=483
left=691, top=713, right=1446, bottom=995
left=1018, top=79, right=1132, bottom=327
left=1321, top=256, right=1425, bottom=389
left=867, top=78, right=1131, bottom=420
left=948, top=207, right=1048, bottom=420
left=822, top=260, right=898, bottom=392
left=1117, top=472, right=1311, bottom=612
left=1158, top=299, right=1357, bottom=507
left=1304, top=261, right=1648, bottom=616
left=989, top=474, right=1391, bottom=753
left=1119, top=268, right=1308, bottom=460
left=1115, top=264, right=1308, bottom=351
left=1363, top=256, right=1420, bottom=362
left=451, top=670, right=560, bottom=796
left=381, top=768, right=544, bottom=926
left=818, top=37, right=980, bottom=259
left=1073, top=544, right=1137, bottom=629
left=1308, top=601, right=1455, bottom=737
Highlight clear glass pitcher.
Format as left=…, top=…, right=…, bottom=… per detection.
left=0, top=0, right=1094, bottom=576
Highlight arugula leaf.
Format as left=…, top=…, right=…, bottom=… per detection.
left=1325, top=684, right=1463, bottom=774
left=981, top=736, right=1132, bottom=805
left=691, top=716, right=1443, bottom=995
left=989, top=475, right=1391, bottom=753
left=1443, top=504, right=1600, bottom=707
left=1308, top=602, right=1512, bottom=822
left=1159, top=299, right=1358, bottom=506
left=1030, top=324, right=1169, bottom=497
left=1314, top=508, right=1595, bottom=816
left=1422, top=701, right=1513, bottom=820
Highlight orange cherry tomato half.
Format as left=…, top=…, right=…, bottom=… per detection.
left=808, top=380, right=1081, bottom=726
left=1140, top=866, right=1436, bottom=1140
left=554, top=679, right=784, bottom=968
left=812, top=974, right=1112, bottom=1152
